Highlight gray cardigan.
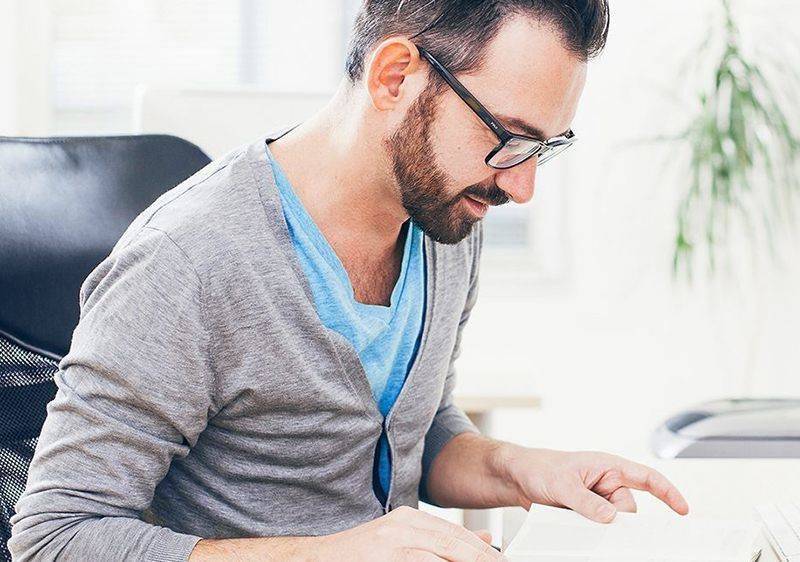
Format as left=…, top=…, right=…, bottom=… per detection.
left=9, top=132, right=482, bottom=562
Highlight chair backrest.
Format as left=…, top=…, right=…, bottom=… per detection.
left=0, top=135, right=211, bottom=561
left=133, top=86, right=330, bottom=157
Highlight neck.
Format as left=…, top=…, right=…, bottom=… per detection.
left=268, top=81, right=410, bottom=261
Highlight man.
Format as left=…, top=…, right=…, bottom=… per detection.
left=10, top=1, right=689, bottom=561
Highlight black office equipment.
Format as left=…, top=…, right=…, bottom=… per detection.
left=0, top=135, right=210, bottom=561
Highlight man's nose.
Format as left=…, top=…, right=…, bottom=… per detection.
left=494, top=156, right=538, bottom=204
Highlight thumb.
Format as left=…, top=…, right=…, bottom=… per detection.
left=562, top=486, right=617, bottom=523
left=473, top=529, right=493, bottom=544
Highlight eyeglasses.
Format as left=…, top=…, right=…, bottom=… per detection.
left=417, top=46, right=577, bottom=170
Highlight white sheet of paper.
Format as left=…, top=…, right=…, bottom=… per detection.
left=505, top=505, right=760, bottom=562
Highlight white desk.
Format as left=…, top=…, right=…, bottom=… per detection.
left=500, top=458, right=800, bottom=560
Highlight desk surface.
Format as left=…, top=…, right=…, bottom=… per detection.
left=501, top=458, right=800, bottom=560
left=453, top=394, right=541, bottom=414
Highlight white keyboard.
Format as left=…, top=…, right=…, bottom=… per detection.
left=757, top=502, right=800, bottom=561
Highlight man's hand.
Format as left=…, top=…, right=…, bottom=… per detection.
left=190, top=506, right=504, bottom=561
left=500, top=446, right=690, bottom=523
left=315, top=506, right=503, bottom=561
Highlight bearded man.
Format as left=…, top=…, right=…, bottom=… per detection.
left=10, top=1, right=689, bottom=561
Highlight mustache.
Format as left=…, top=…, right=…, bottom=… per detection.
left=460, top=184, right=510, bottom=207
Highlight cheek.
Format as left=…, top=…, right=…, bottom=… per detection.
left=429, top=102, right=495, bottom=188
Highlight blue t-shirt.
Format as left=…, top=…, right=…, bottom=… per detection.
left=268, top=149, right=426, bottom=503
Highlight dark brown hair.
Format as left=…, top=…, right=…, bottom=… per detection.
left=345, top=0, right=610, bottom=83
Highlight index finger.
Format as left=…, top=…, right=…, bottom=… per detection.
left=616, top=460, right=689, bottom=515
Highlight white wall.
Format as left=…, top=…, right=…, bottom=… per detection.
left=4, top=0, right=797, bottom=459
left=0, top=0, right=18, bottom=133
left=456, top=0, right=800, bottom=458
left=0, top=0, right=51, bottom=135
left=260, top=0, right=348, bottom=93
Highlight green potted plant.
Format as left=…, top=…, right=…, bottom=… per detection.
left=669, top=0, right=799, bottom=280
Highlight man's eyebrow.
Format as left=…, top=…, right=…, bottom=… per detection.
left=495, top=114, right=570, bottom=141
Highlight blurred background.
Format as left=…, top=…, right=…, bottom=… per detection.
left=2, top=0, right=798, bottom=482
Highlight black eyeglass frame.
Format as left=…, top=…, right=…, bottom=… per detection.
left=416, top=46, right=577, bottom=170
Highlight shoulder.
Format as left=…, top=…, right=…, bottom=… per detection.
left=109, top=138, right=280, bottom=284
left=113, top=143, right=249, bottom=258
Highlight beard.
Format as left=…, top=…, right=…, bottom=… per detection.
left=385, top=84, right=509, bottom=245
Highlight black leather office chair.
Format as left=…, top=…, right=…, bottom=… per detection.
left=0, top=135, right=211, bottom=561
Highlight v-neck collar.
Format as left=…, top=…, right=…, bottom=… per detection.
left=247, top=130, right=438, bottom=426
left=268, top=148, right=421, bottom=317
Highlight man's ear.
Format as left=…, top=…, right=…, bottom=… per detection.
left=364, top=37, right=422, bottom=111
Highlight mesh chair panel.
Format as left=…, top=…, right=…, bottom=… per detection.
left=0, top=334, right=58, bottom=562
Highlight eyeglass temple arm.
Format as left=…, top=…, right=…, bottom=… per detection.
left=417, top=47, right=512, bottom=143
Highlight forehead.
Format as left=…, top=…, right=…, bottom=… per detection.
left=456, top=15, right=587, bottom=139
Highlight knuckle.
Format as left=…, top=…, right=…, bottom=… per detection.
left=375, top=522, right=394, bottom=539
left=605, top=470, right=623, bottom=488
left=397, top=505, right=414, bottom=513
left=390, top=547, right=415, bottom=562
left=377, top=519, right=409, bottom=545
left=435, top=527, right=460, bottom=553
left=393, top=505, right=414, bottom=518
left=645, top=471, right=661, bottom=491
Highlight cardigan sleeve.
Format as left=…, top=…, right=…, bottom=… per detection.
left=9, top=226, right=211, bottom=562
